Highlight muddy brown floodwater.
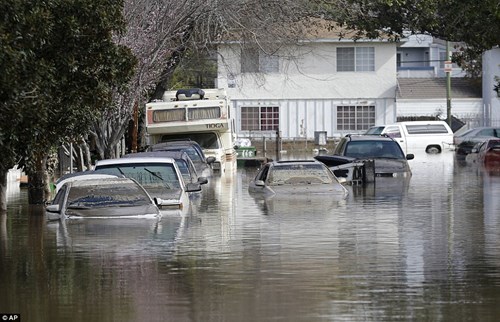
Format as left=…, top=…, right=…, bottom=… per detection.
left=1, top=151, right=500, bottom=321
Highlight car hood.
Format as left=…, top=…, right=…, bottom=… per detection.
left=268, top=183, right=348, bottom=198
left=143, top=187, right=183, bottom=202
left=65, top=204, right=160, bottom=219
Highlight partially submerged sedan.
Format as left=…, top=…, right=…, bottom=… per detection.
left=94, top=157, right=201, bottom=216
left=248, top=160, right=348, bottom=199
left=468, top=138, right=500, bottom=169
left=46, top=177, right=161, bottom=220
left=316, top=135, right=413, bottom=179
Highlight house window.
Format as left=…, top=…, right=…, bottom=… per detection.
left=241, top=106, right=279, bottom=131
left=337, top=47, right=375, bottom=72
left=337, top=105, right=375, bottom=131
left=241, top=48, right=279, bottom=73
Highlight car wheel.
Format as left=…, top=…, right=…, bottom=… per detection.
left=426, top=146, right=441, bottom=154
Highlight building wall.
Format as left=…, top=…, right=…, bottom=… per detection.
left=482, top=48, right=500, bottom=126
left=396, top=98, right=484, bottom=128
left=230, top=97, right=396, bottom=139
left=218, top=42, right=397, bottom=100
left=217, top=41, right=398, bottom=139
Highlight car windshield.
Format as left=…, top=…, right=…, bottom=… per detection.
left=267, top=164, right=335, bottom=185
left=94, top=163, right=182, bottom=190
left=345, top=141, right=405, bottom=159
left=66, top=183, right=151, bottom=209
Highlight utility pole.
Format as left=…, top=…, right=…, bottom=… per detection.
left=445, top=41, right=452, bottom=127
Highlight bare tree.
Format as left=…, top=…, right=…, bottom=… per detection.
left=90, top=0, right=315, bottom=160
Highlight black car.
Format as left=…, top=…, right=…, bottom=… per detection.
left=315, top=135, right=414, bottom=178
left=148, top=140, right=215, bottom=177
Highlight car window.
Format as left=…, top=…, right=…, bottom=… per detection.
left=267, top=164, right=334, bottom=185
left=345, top=141, right=404, bottom=159
left=478, top=129, right=495, bottom=137
left=384, top=126, right=401, bottom=138
left=66, top=182, right=152, bottom=209
left=365, top=126, right=384, bottom=135
left=256, top=164, right=270, bottom=181
left=52, top=185, right=67, bottom=207
left=95, top=163, right=181, bottom=190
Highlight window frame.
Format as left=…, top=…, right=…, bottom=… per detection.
left=241, top=48, right=279, bottom=73
left=241, top=106, right=280, bottom=131
left=336, top=105, right=376, bottom=131
left=336, top=47, right=375, bottom=72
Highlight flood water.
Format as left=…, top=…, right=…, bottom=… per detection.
left=2, top=151, right=500, bottom=321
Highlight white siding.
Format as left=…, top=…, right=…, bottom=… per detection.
left=218, top=42, right=397, bottom=100
left=231, top=97, right=396, bottom=139
left=482, top=48, right=500, bottom=126
left=397, top=99, right=483, bottom=119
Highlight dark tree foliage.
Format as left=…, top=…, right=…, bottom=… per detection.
left=315, top=0, right=500, bottom=76
left=0, top=0, right=136, bottom=206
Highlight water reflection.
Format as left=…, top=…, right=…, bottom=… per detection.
left=1, top=151, right=500, bottom=321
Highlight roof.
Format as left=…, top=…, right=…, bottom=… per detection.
left=397, top=78, right=482, bottom=99
left=123, top=151, right=188, bottom=160
left=95, top=157, right=176, bottom=166
left=344, top=135, right=395, bottom=142
left=220, top=18, right=390, bottom=44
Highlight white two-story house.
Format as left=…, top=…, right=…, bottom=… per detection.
left=216, top=27, right=398, bottom=140
left=216, top=26, right=496, bottom=140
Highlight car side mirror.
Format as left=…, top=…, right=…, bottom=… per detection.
left=406, top=154, right=415, bottom=160
left=471, top=148, right=478, bottom=153
left=206, top=156, right=216, bottom=164
left=45, top=204, right=60, bottom=213
left=255, top=180, right=265, bottom=187
left=197, top=176, right=208, bottom=185
left=186, top=182, right=202, bottom=192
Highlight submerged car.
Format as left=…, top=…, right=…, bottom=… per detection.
left=454, top=127, right=500, bottom=159
left=148, top=140, right=215, bottom=177
left=469, top=138, right=500, bottom=168
left=122, top=151, right=208, bottom=187
left=46, top=177, right=161, bottom=220
left=248, top=160, right=348, bottom=199
left=94, top=157, right=201, bottom=215
left=316, top=135, right=414, bottom=178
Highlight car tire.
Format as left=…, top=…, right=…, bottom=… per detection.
left=426, top=146, right=441, bottom=154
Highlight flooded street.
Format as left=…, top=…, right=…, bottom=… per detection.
left=2, top=151, right=500, bottom=321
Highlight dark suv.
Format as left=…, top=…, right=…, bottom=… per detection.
left=317, top=135, right=414, bottom=178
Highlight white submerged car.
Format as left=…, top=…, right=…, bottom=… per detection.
left=46, top=177, right=162, bottom=221
left=248, top=159, right=348, bottom=200
left=94, top=157, right=201, bottom=216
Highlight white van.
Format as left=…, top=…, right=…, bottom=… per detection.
left=380, top=121, right=454, bottom=154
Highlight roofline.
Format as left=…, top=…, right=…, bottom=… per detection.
left=95, top=157, right=176, bottom=165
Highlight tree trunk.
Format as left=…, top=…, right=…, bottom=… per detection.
left=27, top=154, right=50, bottom=205
left=80, top=140, right=92, bottom=170
left=0, top=171, right=7, bottom=212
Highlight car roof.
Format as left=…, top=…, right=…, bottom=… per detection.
left=68, top=177, right=138, bottom=187
left=270, top=159, right=326, bottom=166
left=122, top=151, right=189, bottom=160
left=55, top=172, right=121, bottom=192
left=344, top=135, right=396, bottom=142
left=95, top=157, right=176, bottom=166
left=151, top=140, right=203, bottom=149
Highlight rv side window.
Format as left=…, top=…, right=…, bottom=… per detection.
left=405, top=124, right=450, bottom=134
